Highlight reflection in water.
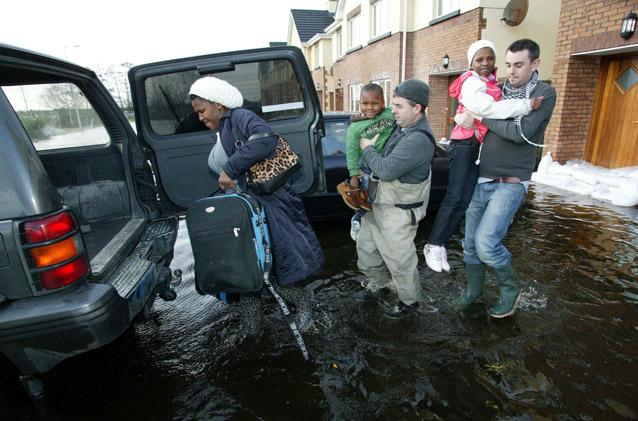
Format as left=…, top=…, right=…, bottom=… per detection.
left=19, top=184, right=638, bottom=419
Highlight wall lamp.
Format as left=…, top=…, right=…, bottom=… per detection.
left=442, top=54, right=449, bottom=69
left=620, top=11, right=637, bottom=40
left=336, top=79, right=342, bottom=90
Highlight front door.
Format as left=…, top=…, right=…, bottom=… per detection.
left=587, top=54, right=638, bottom=168
left=129, top=47, right=324, bottom=209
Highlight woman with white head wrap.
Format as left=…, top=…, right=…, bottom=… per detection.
left=189, top=76, right=325, bottom=288
left=423, top=40, right=543, bottom=276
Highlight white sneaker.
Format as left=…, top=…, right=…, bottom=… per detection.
left=350, top=217, right=361, bottom=242
left=423, top=244, right=443, bottom=272
left=440, top=246, right=451, bottom=272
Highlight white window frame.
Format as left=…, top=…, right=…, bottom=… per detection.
left=372, top=79, right=391, bottom=106
left=371, top=0, right=389, bottom=37
left=348, top=13, right=361, bottom=49
left=436, top=0, right=459, bottom=17
left=349, top=83, right=362, bottom=112
left=312, top=45, right=319, bottom=68
left=336, top=29, right=343, bottom=57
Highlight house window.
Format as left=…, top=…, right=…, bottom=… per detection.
left=313, top=45, right=319, bottom=68
left=336, top=29, right=343, bottom=57
left=372, top=79, right=391, bottom=105
left=348, top=13, right=361, bottom=49
left=436, top=0, right=459, bottom=17
left=371, top=0, right=389, bottom=37
left=349, top=83, right=362, bottom=111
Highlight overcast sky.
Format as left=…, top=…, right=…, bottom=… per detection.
left=1, top=0, right=327, bottom=68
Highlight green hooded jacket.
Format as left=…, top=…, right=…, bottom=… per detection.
left=345, top=107, right=396, bottom=177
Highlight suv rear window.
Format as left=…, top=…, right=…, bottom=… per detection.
left=2, top=83, right=110, bottom=151
left=144, top=59, right=306, bottom=136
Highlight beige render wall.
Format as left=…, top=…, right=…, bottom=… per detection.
left=480, top=0, right=561, bottom=81
left=320, top=38, right=333, bottom=67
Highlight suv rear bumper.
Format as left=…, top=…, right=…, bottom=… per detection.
left=0, top=282, right=129, bottom=375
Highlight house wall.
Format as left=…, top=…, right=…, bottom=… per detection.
left=545, top=0, right=638, bottom=163
left=480, top=0, right=560, bottom=81
left=410, top=8, right=486, bottom=139
left=332, top=32, right=403, bottom=111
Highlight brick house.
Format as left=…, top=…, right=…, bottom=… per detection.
left=288, top=6, right=336, bottom=110
left=288, top=1, right=637, bottom=168
left=544, top=0, right=638, bottom=168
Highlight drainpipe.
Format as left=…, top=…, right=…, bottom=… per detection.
left=401, top=0, right=407, bottom=82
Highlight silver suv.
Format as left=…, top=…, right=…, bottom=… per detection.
left=0, top=44, right=323, bottom=402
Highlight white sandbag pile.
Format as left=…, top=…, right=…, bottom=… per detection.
left=532, top=152, right=638, bottom=207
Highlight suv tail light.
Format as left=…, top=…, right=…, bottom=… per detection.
left=21, top=210, right=90, bottom=290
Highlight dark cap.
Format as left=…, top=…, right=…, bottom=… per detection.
left=394, top=79, right=429, bottom=107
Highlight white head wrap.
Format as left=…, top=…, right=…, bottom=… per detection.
left=189, top=76, right=243, bottom=109
left=467, top=39, right=497, bottom=66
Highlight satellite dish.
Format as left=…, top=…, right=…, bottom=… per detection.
left=502, top=0, right=528, bottom=26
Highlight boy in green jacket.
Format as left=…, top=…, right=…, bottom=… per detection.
left=337, top=83, right=396, bottom=240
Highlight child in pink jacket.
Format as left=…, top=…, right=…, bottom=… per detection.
left=423, top=39, right=543, bottom=273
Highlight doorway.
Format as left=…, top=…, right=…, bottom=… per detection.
left=586, top=54, right=638, bottom=168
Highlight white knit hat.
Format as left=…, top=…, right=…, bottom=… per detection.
left=467, top=39, right=497, bottom=66
left=189, top=76, right=243, bottom=109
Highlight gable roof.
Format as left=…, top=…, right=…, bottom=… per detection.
left=291, top=9, right=335, bottom=43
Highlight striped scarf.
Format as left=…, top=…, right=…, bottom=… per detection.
left=501, top=70, right=545, bottom=147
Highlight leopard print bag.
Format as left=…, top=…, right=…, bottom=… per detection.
left=244, top=132, right=301, bottom=195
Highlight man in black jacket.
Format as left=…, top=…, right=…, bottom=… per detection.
left=455, top=39, right=556, bottom=318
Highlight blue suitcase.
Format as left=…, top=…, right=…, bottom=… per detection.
left=186, top=192, right=270, bottom=299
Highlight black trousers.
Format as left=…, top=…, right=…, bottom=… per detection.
left=428, top=138, right=480, bottom=246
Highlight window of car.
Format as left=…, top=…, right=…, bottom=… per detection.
left=322, top=118, right=348, bottom=156
left=2, top=83, right=110, bottom=151
left=143, top=59, right=306, bottom=136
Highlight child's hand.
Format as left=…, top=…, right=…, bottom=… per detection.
left=454, top=111, right=475, bottom=129
left=530, top=96, right=544, bottom=110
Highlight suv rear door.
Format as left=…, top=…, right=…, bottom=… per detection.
left=129, top=46, right=324, bottom=209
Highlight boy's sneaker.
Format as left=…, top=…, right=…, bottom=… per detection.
left=440, top=246, right=451, bottom=272
left=350, top=215, right=361, bottom=241
left=337, top=181, right=367, bottom=211
left=423, top=244, right=444, bottom=272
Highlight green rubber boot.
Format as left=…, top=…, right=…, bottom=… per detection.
left=457, top=263, right=486, bottom=306
left=490, top=263, right=521, bottom=318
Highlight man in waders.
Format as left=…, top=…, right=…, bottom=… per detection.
left=356, top=79, right=435, bottom=317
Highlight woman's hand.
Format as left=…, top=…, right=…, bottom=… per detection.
left=218, top=170, right=235, bottom=190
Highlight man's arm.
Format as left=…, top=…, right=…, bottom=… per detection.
left=361, top=133, right=433, bottom=181
left=481, top=85, right=556, bottom=144
left=461, top=76, right=533, bottom=119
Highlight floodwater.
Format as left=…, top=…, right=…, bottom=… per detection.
left=5, top=184, right=638, bottom=420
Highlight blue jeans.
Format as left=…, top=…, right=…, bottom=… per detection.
left=428, top=138, right=479, bottom=246
left=462, top=182, right=526, bottom=269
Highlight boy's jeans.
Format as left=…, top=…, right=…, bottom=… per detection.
left=462, top=182, right=526, bottom=269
